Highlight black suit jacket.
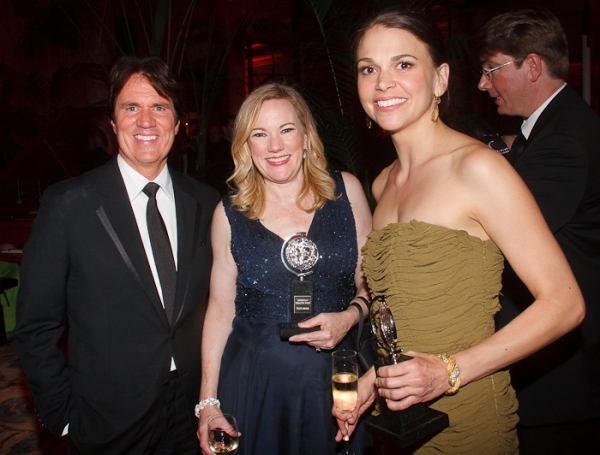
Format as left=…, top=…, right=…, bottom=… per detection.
left=15, top=158, right=220, bottom=453
left=499, top=85, right=600, bottom=426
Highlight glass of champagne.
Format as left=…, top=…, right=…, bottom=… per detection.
left=332, top=349, right=358, bottom=412
left=208, top=413, right=239, bottom=454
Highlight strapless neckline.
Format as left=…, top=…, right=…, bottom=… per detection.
left=374, top=219, right=494, bottom=246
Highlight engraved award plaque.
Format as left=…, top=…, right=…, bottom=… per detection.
left=278, top=232, right=320, bottom=340
left=365, top=295, right=449, bottom=448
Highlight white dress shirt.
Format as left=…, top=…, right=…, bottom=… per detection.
left=520, top=82, right=567, bottom=139
left=118, top=156, right=178, bottom=370
left=117, top=155, right=178, bottom=281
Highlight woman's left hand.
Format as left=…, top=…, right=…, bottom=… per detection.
left=375, top=351, right=450, bottom=410
left=289, top=311, right=354, bottom=350
left=333, top=367, right=377, bottom=442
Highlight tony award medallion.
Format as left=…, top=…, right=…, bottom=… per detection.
left=365, top=295, right=449, bottom=448
left=278, top=232, right=320, bottom=340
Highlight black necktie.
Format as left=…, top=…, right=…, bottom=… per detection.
left=143, top=182, right=176, bottom=325
left=510, top=130, right=527, bottom=163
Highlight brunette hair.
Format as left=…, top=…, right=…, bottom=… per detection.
left=108, top=56, right=181, bottom=122
left=353, top=8, right=449, bottom=115
left=476, top=8, right=569, bottom=80
left=354, top=8, right=447, bottom=69
left=228, top=83, right=337, bottom=219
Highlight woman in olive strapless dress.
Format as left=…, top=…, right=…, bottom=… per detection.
left=332, top=9, right=585, bottom=455
left=362, top=220, right=519, bottom=454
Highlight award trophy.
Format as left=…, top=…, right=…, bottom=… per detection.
left=365, top=295, right=449, bottom=448
left=278, top=232, right=321, bottom=340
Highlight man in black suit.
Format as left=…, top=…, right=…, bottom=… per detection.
left=15, top=56, right=220, bottom=454
left=477, top=8, right=600, bottom=454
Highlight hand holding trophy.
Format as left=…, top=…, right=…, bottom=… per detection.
left=365, top=296, right=449, bottom=448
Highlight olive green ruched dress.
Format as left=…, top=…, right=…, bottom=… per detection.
left=362, top=220, right=519, bottom=455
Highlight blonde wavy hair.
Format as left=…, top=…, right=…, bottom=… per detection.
left=228, top=83, right=337, bottom=219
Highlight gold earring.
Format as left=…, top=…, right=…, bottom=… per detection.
left=366, top=116, right=372, bottom=129
left=432, top=95, right=441, bottom=122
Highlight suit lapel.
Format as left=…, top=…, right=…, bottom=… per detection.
left=511, top=86, right=572, bottom=167
left=524, top=85, right=572, bottom=148
left=93, top=159, right=170, bottom=327
left=171, top=169, right=204, bottom=327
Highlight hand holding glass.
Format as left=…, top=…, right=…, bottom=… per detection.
left=208, top=413, right=239, bottom=454
left=332, top=349, right=358, bottom=412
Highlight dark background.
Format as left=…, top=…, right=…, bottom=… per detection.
left=0, top=0, right=598, bottom=217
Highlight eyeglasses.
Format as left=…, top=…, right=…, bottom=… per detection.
left=480, top=59, right=520, bottom=80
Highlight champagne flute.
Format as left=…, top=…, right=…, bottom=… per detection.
left=332, top=350, right=358, bottom=455
left=332, top=349, right=359, bottom=412
left=208, top=413, right=239, bottom=454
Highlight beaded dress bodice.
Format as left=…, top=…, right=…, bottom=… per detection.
left=223, top=171, right=357, bottom=323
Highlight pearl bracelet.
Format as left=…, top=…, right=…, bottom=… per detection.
left=194, top=397, right=220, bottom=417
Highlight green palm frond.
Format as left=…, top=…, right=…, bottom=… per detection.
left=65, top=0, right=126, bottom=57
left=116, top=0, right=136, bottom=54
left=193, top=4, right=248, bottom=170
left=149, top=0, right=169, bottom=57
left=306, top=0, right=346, bottom=117
left=445, top=35, right=470, bottom=63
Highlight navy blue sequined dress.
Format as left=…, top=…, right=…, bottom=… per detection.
left=218, top=172, right=368, bottom=455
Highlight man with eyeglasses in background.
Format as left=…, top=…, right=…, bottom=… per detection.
left=477, top=7, right=600, bottom=455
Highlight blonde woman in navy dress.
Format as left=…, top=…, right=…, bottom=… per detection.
left=197, top=83, right=373, bottom=455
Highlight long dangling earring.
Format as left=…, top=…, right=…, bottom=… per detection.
left=431, top=95, right=441, bottom=122
left=366, top=116, right=372, bottom=129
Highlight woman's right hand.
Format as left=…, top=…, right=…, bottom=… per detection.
left=375, top=351, right=451, bottom=410
left=199, top=204, right=239, bottom=454
left=332, top=367, right=377, bottom=442
left=198, top=406, right=226, bottom=455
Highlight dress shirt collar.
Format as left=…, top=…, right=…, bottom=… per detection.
left=117, top=155, right=174, bottom=202
left=520, top=82, right=566, bottom=139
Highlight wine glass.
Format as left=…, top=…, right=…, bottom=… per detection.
left=208, top=413, right=239, bottom=454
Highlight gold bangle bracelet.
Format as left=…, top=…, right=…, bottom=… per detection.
left=436, top=352, right=461, bottom=395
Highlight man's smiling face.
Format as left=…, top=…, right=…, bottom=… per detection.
left=111, top=74, right=180, bottom=179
